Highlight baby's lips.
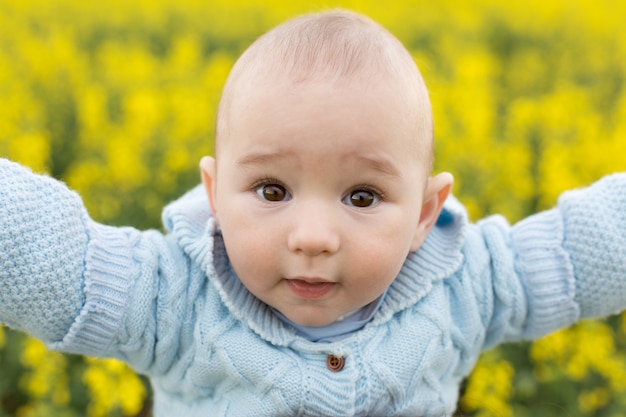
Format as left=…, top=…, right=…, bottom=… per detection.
left=285, top=278, right=336, bottom=299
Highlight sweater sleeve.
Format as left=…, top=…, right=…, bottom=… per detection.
left=558, top=174, right=626, bottom=319
left=476, top=173, right=626, bottom=346
left=0, top=159, right=198, bottom=374
left=0, top=159, right=88, bottom=342
left=512, top=174, right=626, bottom=327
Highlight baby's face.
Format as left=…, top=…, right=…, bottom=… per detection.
left=206, top=77, right=436, bottom=327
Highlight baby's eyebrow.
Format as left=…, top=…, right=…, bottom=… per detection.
left=237, top=151, right=288, bottom=167
left=236, top=149, right=401, bottom=178
left=353, top=154, right=401, bottom=178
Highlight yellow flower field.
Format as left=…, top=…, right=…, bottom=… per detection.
left=1, top=0, right=625, bottom=415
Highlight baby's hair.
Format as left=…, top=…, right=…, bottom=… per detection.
left=215, top=9, right=434, bottom=172
left=239, top=10, right=411, bottom=82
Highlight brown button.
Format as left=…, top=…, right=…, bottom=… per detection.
left=326, top=354, right=345, bottom=372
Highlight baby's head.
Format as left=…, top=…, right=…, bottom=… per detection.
left=200, top=10, right=453, bottom=327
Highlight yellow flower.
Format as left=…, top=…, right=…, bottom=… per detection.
left=18, top=338, right=71, bottom=408
left=3, top=0, right=626, bottom=416
left=83, top=358, right=146, bottom=417
left=578, top=387, right=610, bottom=414
left=461, top=353, right=514, bottom=417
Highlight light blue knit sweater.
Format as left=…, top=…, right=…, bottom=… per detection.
left=2, top=158, right=626, bottom=416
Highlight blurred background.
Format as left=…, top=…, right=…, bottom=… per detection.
left=1, top=0, right=626, bottom=416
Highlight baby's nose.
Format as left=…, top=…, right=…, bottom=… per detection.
left=287, top=209, right=340, bottom=256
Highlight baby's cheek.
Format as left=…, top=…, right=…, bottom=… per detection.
left=222, top=231, right=267, bottom=275
left=352, top=244, right=404, bottom=287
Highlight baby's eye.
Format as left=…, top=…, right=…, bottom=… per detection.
left=342, top=189, right=381, bottom=208
left=255, top=183, right=291, bottom=202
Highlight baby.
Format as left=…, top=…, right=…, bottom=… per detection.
left=2, top=9, right=626, bottom=417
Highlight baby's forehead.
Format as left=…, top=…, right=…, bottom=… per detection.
left=224, top=77, right=431, bottom=171
left=216, top=10, right=434, bottom=169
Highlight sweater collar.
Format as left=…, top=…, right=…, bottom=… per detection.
left=163, top=185, right=467, bottom=346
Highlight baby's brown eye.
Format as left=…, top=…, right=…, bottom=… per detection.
left=344, top=190, right=378, bottom=207
left=256, top=184, right=290, bottom=202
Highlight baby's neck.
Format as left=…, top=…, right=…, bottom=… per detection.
left=273, top=290, right=388, bottom=343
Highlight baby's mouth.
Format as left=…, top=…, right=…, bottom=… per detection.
left=286, top=278, right=336, bottom=299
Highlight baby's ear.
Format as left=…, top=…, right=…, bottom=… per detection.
left=199, top=156, right=218, bottom=216
left=410, top=172, right=454, bottom=252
